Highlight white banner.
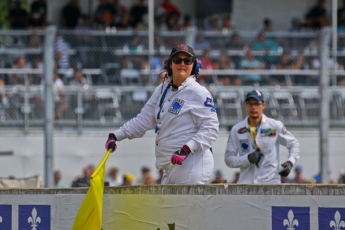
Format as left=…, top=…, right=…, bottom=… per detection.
left=0, top=192, right=345, bottom=229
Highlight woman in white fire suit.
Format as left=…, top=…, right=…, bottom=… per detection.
left=105, top=44, right=219, bottom=184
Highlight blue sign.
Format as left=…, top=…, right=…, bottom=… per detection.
left=319, top=208, right=345, bottom=230
left=0, top=205, right=12, bottom=229
left=19, top=205, right=50, bottom=229
left=272, top=206, right=310, bottom=230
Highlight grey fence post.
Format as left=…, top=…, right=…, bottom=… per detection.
left=319, top=27, right=331, bottom=184
left=44, top=26, right=56, bottom=188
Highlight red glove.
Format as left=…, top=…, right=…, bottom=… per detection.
left=105, top=133, right=117, bottom=152
left=171, top=145, right=191, bottom=165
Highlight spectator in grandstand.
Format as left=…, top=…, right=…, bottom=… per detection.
left=0, top=78, right=8, bottom=107
left=122, top=173, right=135, bottom=186
left=287, top=18, right=304, bottom=50
left=305, top=0, right=328, bottom=29
left=229, top=171, right=240, bottom=184
left=9, top=0, right=28, bottom=29
left=261, top=18, right=274, bottom=32
left=75, top=14, right=96, bottom=46
left=252, top=32, right=280, bottom=67
left=225, top=32, right=246, bottom=51
left=308, top=50, right=343, bottom=86
left=289, top=165, right=309, bottom=183
left=156, top=168, right=164, bottom=184
left=271, top=51, right=303, bottom=86
left=293, top=52, right=309, bottom=85
left=25, top=33, right=43, bottom=79
left=104, top=44, right=219, bottom=184
left=105, top=166, right=123, bottom=186
left=289, top=17, right=303, bottom=33
left=215, top=52, right=239, bottom=86
left=72, top=164, right=95, bottom=187
left=204, top=15, right=221, bottom=31
left=194, top=35, right=211, bottom=51
left=221, top=14, right=235, bottom=31
left=54, top=170, right=67, bottom=188
left=224, top=90, right=300, bottom=184
left=30, top=58, right=44, bottom=85
left=61, top=0, right=81, bottom=29
left=11, top=56, right=32, bottom=86
left=129, top=0, right=148, bottom=29
left=211, top=170, right=227, bottom=184
left=224, top=32, right=246, bottom=67
left=197, top=49, right=217, bottom=85
left=27, top=33, right=42, bottom=49
left=175, top=14, right=193, bottom=31
left=338, top=0, right=345, bottom=31
left=69, top=69, right=89, bottom=87
left=68, top=69, right=99, bottom=118
left=54, top=34, right=71, bottom=69
left=28, top=0, right=47, bottom=29
left=337, top=168, right=345, bottom=184
left=301, top=14, right=318, bottom=31
left=155, top=0, right=181, bottom=28
left=112, top=0, right=127, bottom=25
left=304, top=32, right=320, bottom=54
left=239, top=49, right=265, bottom=86
left=53, top=70, right=69, bottom=119
left=93, top=0, right=115, bottom=30
left=137, top=166, right=155, bottom=185
left=159, top=11, right=180, bottom=31
left=114, top=14, right=132, bottom=30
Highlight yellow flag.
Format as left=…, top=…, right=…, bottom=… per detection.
left=72, top=149, right=112, bottom=230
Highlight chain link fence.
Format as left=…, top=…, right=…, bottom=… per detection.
left=1, top=28, right=345, bottom=186
left=1, top=29, right=345, bottom=130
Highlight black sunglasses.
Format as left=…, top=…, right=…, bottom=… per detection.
left=171, top=57, right=194, bottom=65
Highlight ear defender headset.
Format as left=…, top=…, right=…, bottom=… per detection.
left=192, top=58, right=203, bottom=75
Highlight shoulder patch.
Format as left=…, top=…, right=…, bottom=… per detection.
left=282, top=127, right=287, bottom=134
left=237, top=127, right=248, bottom=134
left=204, top=97, right=216, bottom=112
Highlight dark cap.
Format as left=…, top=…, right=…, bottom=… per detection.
left=245, top=90, right=265, bottom=102
left=169, top=44, right=196, bottom=58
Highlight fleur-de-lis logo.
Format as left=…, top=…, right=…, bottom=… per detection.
left=283, top=209, right=299, bottom=230
left=330, top=210, right=345, bottom=230
left=28, top=208, right=41, bottom=230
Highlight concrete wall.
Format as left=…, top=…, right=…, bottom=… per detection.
left=0, top=185, right=345, bottom=229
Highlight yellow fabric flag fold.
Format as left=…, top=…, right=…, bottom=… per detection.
left=73, top=149, right=112, bottom=230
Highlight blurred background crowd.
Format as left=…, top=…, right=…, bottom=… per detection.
left=1, top=0, right=345, bottom=187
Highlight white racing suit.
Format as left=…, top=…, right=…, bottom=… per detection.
left=225, top=114, right=300, bottom=184
left=114, top=76, right=219, bottom=184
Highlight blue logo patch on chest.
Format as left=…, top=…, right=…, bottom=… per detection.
left=168, top=98, right=185, bottom=115
left=240, top=139, right=250, bottom=153
left=204, top=97, right=216, bottom=112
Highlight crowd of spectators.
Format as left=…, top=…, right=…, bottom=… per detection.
left=67, top=164, right=161, bottom=188
left=4, top=0, right=345, bottom=87
left=6, top=0, right=341, bottom=32
left=52, top=163, right=345, bottom=188
left=2, top=0, right=345, bottom=121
